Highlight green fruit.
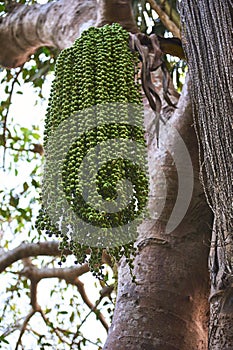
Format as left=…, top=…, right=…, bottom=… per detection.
left=35, top=23, right=149, bottom=276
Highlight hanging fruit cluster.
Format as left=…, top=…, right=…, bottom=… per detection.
left=36, top=23, right=149, bottom=275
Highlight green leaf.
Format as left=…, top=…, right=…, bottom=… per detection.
left=45, top=308, right=52, bottom=314
left=9, top=195, right=19, bottom=208
left=0, top=134, right=4, bottom=146
left=0, top=4, right=6, bottom=13
left=32, top=133, right=40, bottom=140
left=32, top=179, right=40, bottom=188
left=23, top=182, right=29, bottom=193
left=70, top=311, right=75, bottom=322
left=0, top=335, right=9, bottom=344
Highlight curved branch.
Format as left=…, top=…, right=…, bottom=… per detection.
left=20, top=263, right=89, bottom=281
left=0, top=240, right=112, bottom=273
left=0, top=241, right=66, bottom=273
left=148, top=0, right=181, bottom=38
left=0, top=0, right=97, bottom=68
left=19, top=262, right=109, bottom=332
left=0, top=0, right=140, bottom=68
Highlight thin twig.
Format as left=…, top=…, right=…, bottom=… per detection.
left=15, top=309, right=36, bottom=350
left=4, top=143, right=44, bottom=155
left=71, top=280, right=110, bottom=346
left=39, top=310, right=71, bottom=346
left=2, top=66, right=24, bottom=168
left=75, top=278, right=109, bottom=331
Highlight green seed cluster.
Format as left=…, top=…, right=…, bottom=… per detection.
left=36, top=24, right=148, bottom=275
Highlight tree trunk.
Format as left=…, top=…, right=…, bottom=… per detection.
left=95, top=0, right=138, bottom=33
left=180, top=2, right=233, bottom=348
left=0, top=1, right=216, bottom=348
left=103, top=77, right=213, bottom=350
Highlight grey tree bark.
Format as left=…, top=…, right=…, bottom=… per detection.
left=0, top=0, right=97, bottom=67
left=103, top=76, right=212, bottom=350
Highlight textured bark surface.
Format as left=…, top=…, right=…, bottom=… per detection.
left=180, top=2, right=233, bottom=348
left=96, top=0, right=138, bottom=33
left=209, top=300, right=233, bottom=350
left=103, top=78, right=213, bottom=350
left=0, top=0, right=184, bottom=69
left=0, top=0, right=97, bottom=67
left=0, top=0, right=139, bottom=68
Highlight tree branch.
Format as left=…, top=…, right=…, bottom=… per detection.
left=0, top=0, right=97, bottom=68
left=13, top=259, right=41, bottom=349
left=19, top=262, right=89, bottom=281
left=75, top=278, right=109, bottom=331
left=39, top=310, right=71, bottom=346
left=71, top=278, right=110, bottom=346
left=19, top=261, right=109, bottom=334
left=0, top=240, right=112, bottom=273
left=0, top=0, right=141, bottom=68
left=2, top=66, right=24, bottom=167
left=15, top=309, right=36, bottom=350
left=0, top=241, right=66, bottom=272
left=147, top=0, right=181, bottom=38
